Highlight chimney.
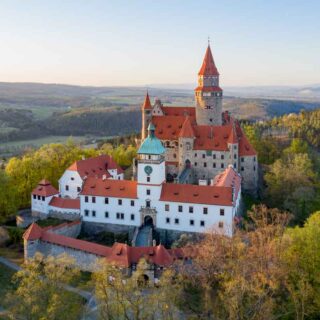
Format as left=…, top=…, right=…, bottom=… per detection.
left=102, top=174, right=107, bottom=181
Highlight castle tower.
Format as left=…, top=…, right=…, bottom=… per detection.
left=178, top=116, right=195, bottom=172
left=195, top=44, right=223, bottom=125
left=227, top=124, right=239, bottom=171
left=141, top=92, right=152, bottom=141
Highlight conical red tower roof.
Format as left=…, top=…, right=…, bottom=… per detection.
left=23, top=223, right=43, bottom=240
left=198, top=45, right=219, bottom=76
left=142, top=92, right=152, bottom=110
left=179, top=117, right=195, bottom=138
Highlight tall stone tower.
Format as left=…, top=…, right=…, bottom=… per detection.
left=195, top=45, right=223, bottom=126
left=141, top=92, right=152, bottom=141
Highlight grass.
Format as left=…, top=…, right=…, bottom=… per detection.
left=36, top=217, right=67, bottom=228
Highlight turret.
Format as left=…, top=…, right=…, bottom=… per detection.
left=195, top=44, right=223, bottom=125
left=178, top=117, right=195, bottom=171
left=141, top=92, right=152, bottom=141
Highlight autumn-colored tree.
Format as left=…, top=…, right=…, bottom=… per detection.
left=93, top=258, right=181, bottom=320
left=182, top=205, right=290, bottom=320
left=6, top=253, right=84, bottom=320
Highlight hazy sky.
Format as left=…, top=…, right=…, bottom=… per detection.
left=0, top=0, right=319, bottom=87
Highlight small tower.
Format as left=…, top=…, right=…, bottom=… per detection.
left=137, top=123, right=166, bottom=198
left=195, top=44, right=223, bottom=125
left=227, top=123, right=239, bottom=171
left=178, top=116, right=195, bottom=172
left=141, top=92, right=152, bottom=141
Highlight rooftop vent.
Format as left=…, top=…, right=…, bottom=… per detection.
left=214, top=194, right=219, bottom=198
left=120, top=187, right=125, bottom=191
left=174, top=192, right=179, bottom=196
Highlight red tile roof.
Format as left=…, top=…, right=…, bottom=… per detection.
left=23, top=223, right=188, bottom=268
left=32, top=180, right=59, bottom=197
left=81, top=177, right=138, bottom=199
left=194, top=86, right=222, bottom=92
left=49, top=196, right=80, bottom=210
left=161, top=106, right=195, bottom=117
left=179, top=117, right=195, bottom=138
left=67, top=155, right=123, bottom=179
left=212, top=166, right=241, bottom=200
left=142, top=92, right=152, bottom=110
left=23, top=223, right=43, bottom=240
left=227, top=124, right=238, bottom=144
left=198, top=45, right=219, bottom=76
left=160, top=183, right=234, bottom=206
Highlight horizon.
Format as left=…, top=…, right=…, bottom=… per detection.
left=0, top=0, right=319, bottom=87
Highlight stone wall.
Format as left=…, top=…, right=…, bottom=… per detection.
left=48, top=221, right=81, bottom=238
left=240, top=155, right=258, bottom=194
left=48, top=210, right=81, bottom=221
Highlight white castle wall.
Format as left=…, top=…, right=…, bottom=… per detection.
left=59, top=170, right=83, bottom=199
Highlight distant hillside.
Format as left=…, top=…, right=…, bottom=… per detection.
left=0, top=82, right=319, bottom=143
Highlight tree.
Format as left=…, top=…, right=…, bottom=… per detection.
left=6, top=253, right=84, bottom=320
left=93, top=258, right=181, bottom=320
left=182, top=205, right=290, bottom=320
left=281, top=212, right=320, bottom=320
left=0, top=170, right=18, bottom=223
left=264, top=153, right=319, bottom=224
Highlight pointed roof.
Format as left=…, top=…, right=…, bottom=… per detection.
left=228, top=124, right=238, bottom=144
left=32, top=180, right=59, bottom=197
left=142, top=92, right=152, bottom=110
left=198, top=45, right=219, bottom=76
left=179, top=117, right=195, bottom=138
left=23, top=223, right=43, bottom=240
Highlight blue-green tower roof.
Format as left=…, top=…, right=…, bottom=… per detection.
left=138, top=123, right=165, bottom=155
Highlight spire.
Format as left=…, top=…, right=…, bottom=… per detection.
left=198, top=45, right=219, bottom=76
left=179, top=117, right=195, bottom=138
left=142, top=91, right=152, bottom=110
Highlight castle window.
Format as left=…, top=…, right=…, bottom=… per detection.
left=203, top=207, right=208, bottom=214
left=71, top=177, right=74, bottom=181
left=178, top=205, right=183, bottom=212
left=148, top=155, right=151, bottom=160
left=166, top=217, right=170, bottom=224
left=38, top=195, right=41, bottom=200
left=241, top=157, right=244, bottom=162
left=92, top=210, right=96, bottom=217
left=213, top=163, right=216, bottom=168
left=66, top=185, right=69, bottom=191
left=189, top=206, right=194, bottom=213
left=173, top=154, right=177, bottom=159
left=234, top=154, right=237, bottom=159
left=254, top=166, right=256, bottom=171
left=221, top=155, right=224, bottom=160
left=241, top=167, right=244, bottom=171
left=131, top=200, right=135, bottom=206
left=204, top=162, right=207, bottom=167
left=213, top=154, right=216, bottom=159
left=131, top=214, right=135, bottom=221
left=146, top=200, right=151, bottom=208
left=105, top=197, right=109, bottom=204
left=254, top=157, right=256, bottom=162
left=234, top=163, right=237, bottom=168
left=33, top=194, right=36, bottom=200
left=118, top=199, right=122, bottom=205
left=147, top=177, right=150, bottom=182
left=92, top=197, right=96, bottom=203
left=84, top=210, right=89, bottom=217
left=220, top=209, right=225, bottom=216
left=116, top=213, right=120, bottom=219
left=77, top=187, right=81, bottom=192
left=105, top=212, right=109, bottom=218
left=175, top=141, right=179, bottom=147
left=202, top=154, right=205, bottom=159
left=42, top=196, right=45, bottom=201
left=195, top=153, right=197, bottom=157
left=234, top=145, right=237, bottom=150
left=219, top=222, right=224, bottom=228
left=210, top=118, right=213, bottom=122
left=165, top=204, right=170, bottom=211
left=221, top=163, right=224, bottom=168
left=146, top=189, right=151, bottom=195
left=200, top=220, right=205, bottom=227
left=195, top=162, right=198, bottom=166
left=85, top=196, right=89, bottom=203
left=190, top=219, right=194, bottom=226
left=175, top=218, right=179, bottom=224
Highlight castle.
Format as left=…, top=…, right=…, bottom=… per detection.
left=141, top=44, right=258, bottom=194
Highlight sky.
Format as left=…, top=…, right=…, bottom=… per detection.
left=0, top=0, right=319, bottom=87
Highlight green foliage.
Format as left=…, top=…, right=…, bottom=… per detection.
left=282, top=212, right=320, bottom=319
left=6, top=253, right=84, bottom=320
left=100, top=143, right=137, bottom=167
left=6, top=227, right=24, bottom=245
left=0, top=171, right=18, bottom=223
